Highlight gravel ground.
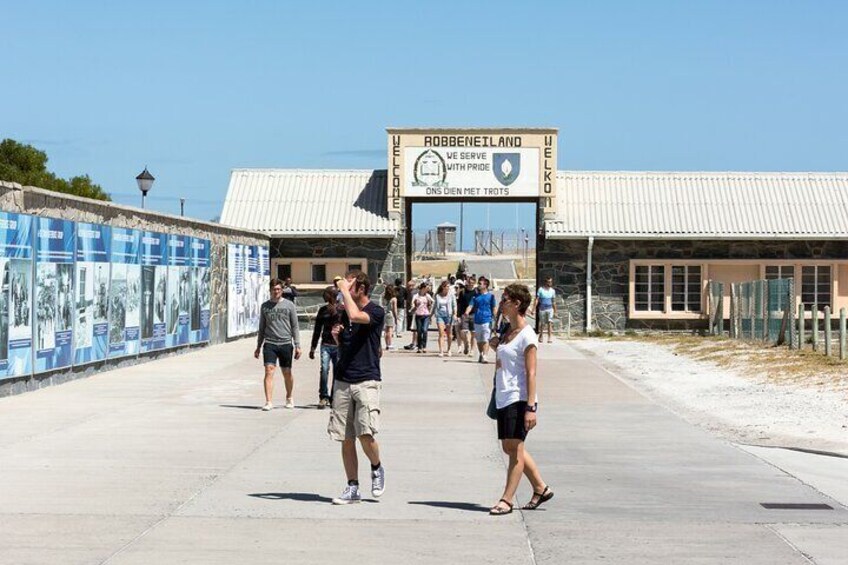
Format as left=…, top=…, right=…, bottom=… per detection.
left=571, top=337, right=848, bottom=456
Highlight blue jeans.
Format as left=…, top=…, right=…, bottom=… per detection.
left=416, top=315, right=431, bottom=350
left=319, top=344, right=338, bottom=400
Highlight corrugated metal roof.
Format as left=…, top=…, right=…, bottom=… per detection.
left=547, top=171, right=848, bottom=239
left=220, top=169, right=398, bottom=237
left=221, top=168, right=848, bottom=239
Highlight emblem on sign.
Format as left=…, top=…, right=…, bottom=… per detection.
left=493, top=153, right=521, bottom=186
left=412, top=150, right=447, bottom=187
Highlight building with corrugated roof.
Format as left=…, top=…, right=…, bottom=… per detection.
left=220, top=137, right=848, bottom=332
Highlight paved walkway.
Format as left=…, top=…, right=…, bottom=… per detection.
left=0, top=339, right=846, bottom=564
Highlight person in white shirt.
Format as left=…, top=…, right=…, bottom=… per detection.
left=433, top=280, right=457, bottom=357
left=487, top=283, right=553, bottom=516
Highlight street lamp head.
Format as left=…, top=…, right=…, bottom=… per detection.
left=136, top=167, right=155, bottom=195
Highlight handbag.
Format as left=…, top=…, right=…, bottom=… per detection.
left=486, top=322, right=513, bottom=420
left=486, top=382, right=498, bottom=420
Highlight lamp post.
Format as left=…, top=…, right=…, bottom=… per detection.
left=136, top=167, right=155, bottom=209
left=180, top=197, right=185, bottom=217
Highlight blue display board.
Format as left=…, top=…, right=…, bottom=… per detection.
left=74, top=223, right=111, bottom=365
left=140, top=231, right=168, bottom=353
left=0, top=212, right=33, bottom=379
left=35, top=217, right=76, bottom=373
left=246, top=245, right=262, bottom=332
left=166, top=235, right=190, bottom=348
left=226, top=244, right=246, bottom=338
left=189, top=237, right=211, bottom=343
left=108, top=227, right=141, bottom=358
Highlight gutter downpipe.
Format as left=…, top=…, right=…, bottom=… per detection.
left=586, top=236, right=594, bottom=333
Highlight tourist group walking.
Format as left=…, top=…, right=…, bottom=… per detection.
left=254, top=270, right=555, bottom=513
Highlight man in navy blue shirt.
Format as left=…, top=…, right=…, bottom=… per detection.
left=328, top=271, right=386, bottom=504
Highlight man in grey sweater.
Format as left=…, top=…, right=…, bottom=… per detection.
left=254, top=278, right=301, bottom=410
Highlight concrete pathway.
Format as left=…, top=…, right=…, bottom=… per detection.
left=0, top=339, right=845, bottom=564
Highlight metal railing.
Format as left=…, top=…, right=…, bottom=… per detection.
left=411, top=229, right=536, bottom=257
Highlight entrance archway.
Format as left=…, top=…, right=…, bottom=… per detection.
left=403, top=197, right=540, bottom=287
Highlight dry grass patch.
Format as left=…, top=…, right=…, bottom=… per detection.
left=410, top=260, right=459, bottom=279
left=594, top=333, right=848, bottom=396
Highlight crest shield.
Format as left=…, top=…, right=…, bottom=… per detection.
left=493, top=153, right=521, bottom=186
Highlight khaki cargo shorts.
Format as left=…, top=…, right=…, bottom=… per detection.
left=327, top=380, right=381, bottom=441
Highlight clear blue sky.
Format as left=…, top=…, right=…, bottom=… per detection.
left=2, top=1, right=846, bottom=233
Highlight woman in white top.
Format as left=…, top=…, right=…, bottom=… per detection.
left=434, top=280, right=457, bottom=357
left=487, top=283, right=553, bottom=516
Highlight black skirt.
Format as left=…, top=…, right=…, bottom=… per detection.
left=496, top=401, right=528, bottom=441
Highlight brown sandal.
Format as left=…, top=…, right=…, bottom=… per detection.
left=522, top=486, right=554, bottom=510
left=489, top=498, right=513, bottom=515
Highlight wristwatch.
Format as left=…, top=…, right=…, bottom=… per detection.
left=526, top=403, right=538, bottom=413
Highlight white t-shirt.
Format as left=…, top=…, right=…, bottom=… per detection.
left=494, top=325, right=539, bottom=409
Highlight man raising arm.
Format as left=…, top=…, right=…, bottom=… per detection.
left=328, top=271, right=386, bottom=504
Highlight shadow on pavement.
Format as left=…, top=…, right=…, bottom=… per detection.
left=249, top=492, right=334, bottom=503
left=249, top=492, right=380, bottom=504
left=219, top=404, right=262, bottom=410
left=408, top=501, right=490, bottom=513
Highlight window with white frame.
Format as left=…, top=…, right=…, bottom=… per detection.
left=764, top=265, right=794, bottom=281
left=634, top=265, right=665, bottom=312
left=801, top=265, right=831, bottom=309
left=671, top=265, right=702, bottom=312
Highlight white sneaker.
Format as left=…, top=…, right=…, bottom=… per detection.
left=371, top=466, right=385, bottom=498
left=261, top=402, right=273, bottom=411
left=447, top=350, right=452, bottom=357
left=438, top=352, right=444, bottom=357
left=332, top=484, right=361, bottom=505
left=285, top=398, right=294, bottom=409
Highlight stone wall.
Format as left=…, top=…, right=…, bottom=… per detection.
left=538, top=238, right=848, bottom=332
left=0, top=181, right=268, bottom=396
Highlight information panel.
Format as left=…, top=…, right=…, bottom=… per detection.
left=108, top=227, right=141, bottom=358
left=74, top=222, right=110, bottom=365
left=227, top=244, right=246, bottom=338
left=140, top=231, right=168, bottom=353
left=189, top=237, right=211, bottom=344
left=166, top=235, right=190, bottom=348
left=35, top=217, right=75, bottom=373
left=0, top=212, right=33, bottom=379
left=245, top=245, right=262, bottom=333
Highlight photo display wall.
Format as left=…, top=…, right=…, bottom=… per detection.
left=166, top=235, right=190, bottom=348
left=141, top=231, right=168, bottom=353
left=108, top=227, right=141, bottom=359
left=74, top=222, right=110, bottom=365
left=226, top=244, right=269, bottom=338
left=0, top=212, right=33, bottom=378
left=190, top=238, right=211, bottom=344
left=35, top=217, right=76, bottom=373
left=0, top=210, right=217, bottom=381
